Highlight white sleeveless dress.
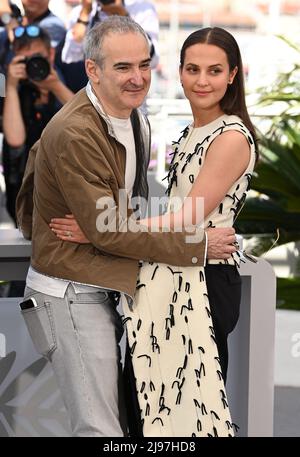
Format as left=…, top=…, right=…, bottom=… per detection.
left=123, top=114, right=256, bottom=437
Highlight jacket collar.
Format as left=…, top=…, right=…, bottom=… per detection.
left=85, top=81, right=150, bottom=155
left=85, top=81, right=120, bottom=140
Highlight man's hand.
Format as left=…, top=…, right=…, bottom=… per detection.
left=0, top=0, right=10, bottom=14
left=100, top=0, right=128, bottom=16
left=206, top=227, right=237, bottom=260
left=81, top=0, right=93, bottom=15
left=33, top=67, right=74, bottom=104
left=7, top=55, right=26, bottom=88
left=33, top=67, right=60, bottom=92
left=72, top=0, right=93, bottom=42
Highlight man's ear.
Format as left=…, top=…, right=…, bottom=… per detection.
left=85, top=59, right=100, bottom=84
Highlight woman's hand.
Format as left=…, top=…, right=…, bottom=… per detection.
left=49, top=214, right=90, bottom=244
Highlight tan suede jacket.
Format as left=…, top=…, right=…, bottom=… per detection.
left=16, top=89, right=206, bottom=299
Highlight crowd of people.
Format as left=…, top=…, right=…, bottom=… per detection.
left=0, top=0, right=257, bottom=438
left=0, top=0, right=159, bottom=224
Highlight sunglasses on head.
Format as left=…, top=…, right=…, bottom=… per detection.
left=14, top=25, right=41, bottom=39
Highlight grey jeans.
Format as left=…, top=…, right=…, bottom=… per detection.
left=21, top=284, right=127, bottom=437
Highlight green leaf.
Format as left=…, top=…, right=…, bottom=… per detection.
left=236, top=197, right=300, bottom=249
left=258, top=141, right=300, bottom=192
left=241, top=36, right=300, bottom=309
left=277, top=277, right=300, bottom=310
left=251, top=163, right=298, bottom=198
left=276, top=35, right=300, bottom=53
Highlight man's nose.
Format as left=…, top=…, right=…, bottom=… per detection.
left=129, top=69, right=143, bottom=86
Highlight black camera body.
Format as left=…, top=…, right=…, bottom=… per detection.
left=99, top=0, right=116, bottom=5
left=22, top=54, right=50, bottom=82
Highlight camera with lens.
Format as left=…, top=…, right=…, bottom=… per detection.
left=22, top=54, right=50, bottom=82
left=98, top=0, right=116, bottom=5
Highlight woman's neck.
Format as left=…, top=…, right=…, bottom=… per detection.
left=192, top=107, right=224, bottom=128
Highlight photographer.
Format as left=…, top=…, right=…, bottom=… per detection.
left=0, top=1, right=65, bottom=65
left=62, top=0, right=159, bottom=68
left=2, top=25, right=73, bottom=224
left=0, top=1, right=23, bottom=74
left=0, top=1, right=66, bottom=129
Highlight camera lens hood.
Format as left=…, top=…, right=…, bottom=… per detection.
left=25, top=54, right=50, bottom=82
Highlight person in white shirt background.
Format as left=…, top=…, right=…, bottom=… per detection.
left=62, top=0, right=159, bottom=69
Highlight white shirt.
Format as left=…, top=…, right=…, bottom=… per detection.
left=26, top=267, right=106, bottom=298
left=109, top=115, right=136, bottom=198
left=62, top=0, right=159, bottom=68
left=85, top=82, right=136, bottom=197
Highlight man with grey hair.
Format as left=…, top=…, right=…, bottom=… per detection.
left=17, top=16, right=237, bottom=437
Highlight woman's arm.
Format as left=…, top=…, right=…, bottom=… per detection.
left=49, top=131, right=249, bottom=241
left=140, top=130, right=250, bottom=229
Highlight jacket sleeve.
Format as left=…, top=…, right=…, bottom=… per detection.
left=16, top=140, right=39, bottom=240
left=55, top=143, right=207, bottom=268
